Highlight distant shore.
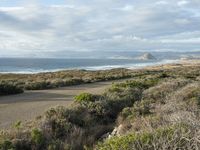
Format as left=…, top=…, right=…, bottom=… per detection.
left=143, top=59, right=200, bottom=71
left=0, top=58, right=180, bottom=74
left=0, top=58, right=199, bottom=75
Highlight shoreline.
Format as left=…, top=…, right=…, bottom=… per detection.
left=1, top=58, right=198, bottom=75
left=0, top=59, right=181, bottom=74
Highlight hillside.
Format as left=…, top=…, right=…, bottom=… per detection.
left=0, top=61, right=200, bottom=150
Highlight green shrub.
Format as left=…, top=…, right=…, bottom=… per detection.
left=177, top=84, right=200, bottom=102
left=0, top=68, right=141, bottom=92
left=45, top=106, right=70, bottom=120
left=74, top=93, right=95, bottom=106
left=0, top=82, right=24, bottom=96
left=142, top=79, right=189, bottom=103
left=119, top=107, right=133, bottom=120
left=31, top=128, right=44, bottom=146
left=159, top=72, right=170, bottom=78
left=25, top=81, right=50, bottom=90
left=105, top=87, right=142, bottom=102
left=0, top=140, right=14, bottom=150
left=87, top=102, right=107, bottom=116
left=131, top=100, right=151, bottom=116
left=96, top=125, right=189, bottom=150
left=45, top=107, right=75, bottom=137
left=112, top=78, right=159, bottom=90
left=47, top=140, right=65, bottom=150
left=13, top=120, right=22, bottom=130
left=120, top=100, right=151, bottom=122
left=12, top=139, right=31, bottom=150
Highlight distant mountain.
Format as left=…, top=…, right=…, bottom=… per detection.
left=180, top=54, right=200, bottom=60
left=136, top=53, right=156, bottom=60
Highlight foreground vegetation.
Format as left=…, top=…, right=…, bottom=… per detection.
left=0, top=69, right=135, bottom=95
left=0, top=82, right=23, bottom=96
left=0, top=64, right=200, bottom=149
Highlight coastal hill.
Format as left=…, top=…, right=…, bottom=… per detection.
left=136, top=52, right=156, bottom=60
left=107, top=52, right=157, bottom=60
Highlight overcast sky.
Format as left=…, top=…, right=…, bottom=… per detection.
left=0, top=0, right=199, bottom=57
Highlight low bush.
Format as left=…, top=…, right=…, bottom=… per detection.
left=142, top=79, right=190, bottom=103
left=111, top=78, right=160, bottom=90
left=25, top=81, right=50, bottom=90
left=74, top=93, right=95, bottom=106
left=174, top=83, right=200, bottom=102
left=0, top=82, right=24, bottom=96
left=119, top=100, right=152, bottom=123
left=0, top=68, right=135, bottom=91
left=47, top=140, right=65, bottom=150
left=96, top=124, right=194, bottom=150
left=0, top=140, right=14, bottom=150
left=31, top=128, right=45, bottom=147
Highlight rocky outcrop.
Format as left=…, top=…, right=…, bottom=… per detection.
left=137, top=53, right=156, bottom=60
left=101, top=124, right=132, bottom=140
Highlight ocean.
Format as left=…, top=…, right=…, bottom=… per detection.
left=0, top=58, right=178, bottom=74
left=0, top=51, right=199, bottom=73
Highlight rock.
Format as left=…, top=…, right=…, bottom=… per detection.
left=137, top=53, right=156, bottom=60
left=101, top=133, right=110, bottom=140
left=104, top=124, right=132, bottom=140
left=110, top=124, right=123, bottom=137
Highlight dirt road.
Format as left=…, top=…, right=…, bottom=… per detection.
left=0, top=79, right=127, bottom=129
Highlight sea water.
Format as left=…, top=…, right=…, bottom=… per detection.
left=0, top=58, right=178, bottom=74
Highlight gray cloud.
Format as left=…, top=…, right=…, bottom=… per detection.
left=0, top=14, right=52, bottom=34
left=0, top=0, right=199, bottom=57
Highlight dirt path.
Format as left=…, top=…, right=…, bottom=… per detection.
left=0, top=79, right=129, bottom=129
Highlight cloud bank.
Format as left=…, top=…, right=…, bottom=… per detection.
left=0, top=0, right=199, bottom=57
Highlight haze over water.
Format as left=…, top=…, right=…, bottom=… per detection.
left=1, top=51, right=199, bottom=73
